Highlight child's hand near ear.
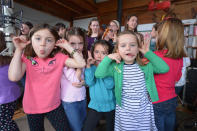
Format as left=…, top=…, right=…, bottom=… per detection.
left=87, top=51, right=95, bottom=68
left=56, top=39, right=69, bottom=48
left=12, top=36, right=30, bottom=50
left=139, top=36, right=151, bottom=55
left=108, top=53, right=121, bottom=63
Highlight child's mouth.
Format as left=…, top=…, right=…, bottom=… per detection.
left=126, top=53, right=134, bottom=57
left=40, top=50, right=45, bottom=54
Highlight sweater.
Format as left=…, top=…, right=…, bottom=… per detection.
left=85, top=65, right=115, bottom=112
left=95, top=51, right=169, bottom=106
left=153, top=50, right=183, bottom=103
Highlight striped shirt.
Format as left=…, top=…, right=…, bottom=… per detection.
left=115, top=63, right=157, bottom=131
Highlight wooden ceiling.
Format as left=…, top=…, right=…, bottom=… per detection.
left=14, top=0, right=197, bottom=25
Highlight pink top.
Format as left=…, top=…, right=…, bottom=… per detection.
left=153, top=50, right=183, bottom=104
left=22, top=53, right=68, bottom=114
left=61, top=67, right=86, bottom=102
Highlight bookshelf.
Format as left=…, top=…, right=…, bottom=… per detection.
left=184, top=23, right=197, bottom=59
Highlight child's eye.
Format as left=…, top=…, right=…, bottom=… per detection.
left=94, top=51, right=99, bottom=54
left=102, top=52, right=107, bottom=55
left=120, top=45, right=126, bottom=47
left=35, top=37, right=40, bottom=41
left=46, top=39, right=54, bottom=43
left=71, top=42, right=76, bottom=45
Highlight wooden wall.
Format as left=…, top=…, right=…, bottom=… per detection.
left=96, top=0, right=197, bottom=25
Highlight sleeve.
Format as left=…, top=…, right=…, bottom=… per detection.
left=184, top=57, right=191, bottom=67
left=21, top=54, right=27, bottom=63
left=176, top=59, right=183, bottom=82
left=63, top=67, right=80, bottom=83
left=102, top=77, right=114, bottom=90
left=57, top=53, right=69, bottom=66
left=85, top=66, right=96, bottom=87
left=145, top=51, right=169, bottom=73
left=95, top=56, right=114, bottom=78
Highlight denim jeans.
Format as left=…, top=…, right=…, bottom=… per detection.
left=153, top=97, right=177, bottom=131
left=62, top=99, right=87, bottom=131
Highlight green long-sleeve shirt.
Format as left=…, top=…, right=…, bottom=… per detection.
left=95, top=51, right=169, bottom=106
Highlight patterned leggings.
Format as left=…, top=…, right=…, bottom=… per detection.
left=27, top=105, right=70, bottom=131
left=0, top=100, right=19, bottom=131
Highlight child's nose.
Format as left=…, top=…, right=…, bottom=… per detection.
left=40, top=40, right=46, bottom=46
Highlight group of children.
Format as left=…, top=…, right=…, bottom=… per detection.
left=0, top=15, right=187, bottom=131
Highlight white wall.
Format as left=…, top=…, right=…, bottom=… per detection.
left=13, top=2, right=70, bottom=27
left=73, top=17, right=97, bottom=30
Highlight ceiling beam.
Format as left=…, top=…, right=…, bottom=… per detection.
left=14, top=0, right=73, bottom=22
left=52, top=0, right=86, bottom=15
left=70, top=0, right=97, bottom=13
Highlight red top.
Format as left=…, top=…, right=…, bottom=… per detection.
left=22, top=53, right=68, bottom=114
left=153, top=50, right=183, bottom=103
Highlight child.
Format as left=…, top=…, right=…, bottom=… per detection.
left=55, top=22, right=66, bottom=38
left=86, top=18, right=100, bottom=50
left=95, top=31, right=169, bottom=131
left=125, top=15, right=138, bottom=32
left=0, top=31, right=21, bottom=131
left=150, top=23, right=159, bottom=51
left=8, top=24, right=86, bottom=131
left=153, top=18, right=186, bottom=131
left=83, top=40, right=115, bottom=131
left=61, top=27, right=88, bottom=131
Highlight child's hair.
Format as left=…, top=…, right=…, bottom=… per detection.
left=64, top=27, right=88, bottom=61
left=153, top=23, right=159, bottom=31
left=23, top=21, right=33, bottom=30
left=0, top=31, right=12, bottom=66
left=124, top=14, right=138, bottom=32
left=156, top=18, right=186, bottom=58
left=87, top=18, right=99, bottom=37
left=135, top=32, right=144, bottom=44
left=55, top=22, right=66, bottom=31
left=90, top=40, right=113, bottom=58
left=24, top=23, right=60, bottom=58
left=114, top=30, right=145, bottom=65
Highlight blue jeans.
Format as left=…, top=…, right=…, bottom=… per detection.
left=153, top=97, right=177, bottom=131
left=62, top=99, right=87, bottom=131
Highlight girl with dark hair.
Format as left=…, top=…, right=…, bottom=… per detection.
left=86, top=18, right=100, bottom=50
left=125, top=15, right=138, bottom=32
left=61, top=27, right=88, bottom=131
left=0, top=31, right=21, bottom=131
left=83, top=40, right=115, bottom=131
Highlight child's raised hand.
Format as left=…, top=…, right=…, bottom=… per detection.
left=108, top=53, right=121, bottom=63
left=12, top=36, right=30, bottom=50
left=56, top=39, right=69, bottom=49
left=87, top=51, right=95, bottom=68
left=139, top=35, right=151, bottom=54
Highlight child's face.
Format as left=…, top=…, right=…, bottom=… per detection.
left=90, top=21, right=99, bottom=33
left=107, top=28, right=114, bottom=39
left=117, top=34, right=139, bottom=64
left=68, top=35, right=84, bottom=54
left=110, top=21, right=118, bottom=33
left=58, top=27, right=66, bottom=38
left=93, top=44, right=108, bottom=65
left=21, top=24, right=30, bottom=35
left=151, top=27, right=157, bottom=38
left=127, top=16, right=138, bottom=30
left=31, top=29, right=56, bottom=59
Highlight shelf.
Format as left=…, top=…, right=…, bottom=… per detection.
left=186, top=46, right=197, bottom=49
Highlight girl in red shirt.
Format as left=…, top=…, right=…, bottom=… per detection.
left=153, top=18, right=186, bottom=131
